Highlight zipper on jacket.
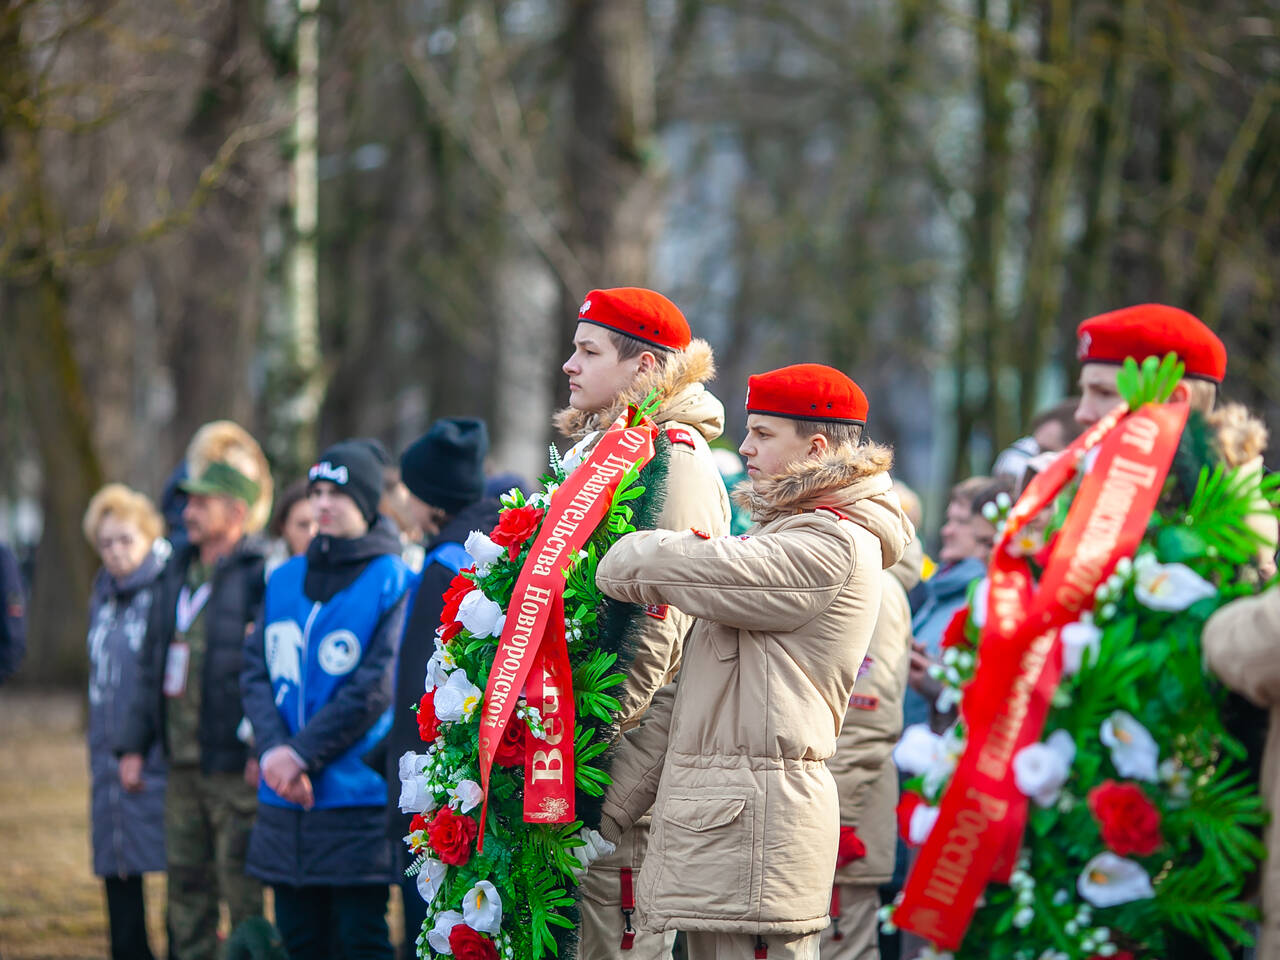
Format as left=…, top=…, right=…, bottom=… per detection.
left=298, top=602, right=322, bottom=731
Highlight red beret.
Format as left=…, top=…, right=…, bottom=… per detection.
left=1077, top=304, right=1226, bottom=383
left=577, top=288, right=691, bottom=352
left=746, top=363, right=868, bottom=425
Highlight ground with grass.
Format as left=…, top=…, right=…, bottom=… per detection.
left=0, top=688, right=405, bottom=959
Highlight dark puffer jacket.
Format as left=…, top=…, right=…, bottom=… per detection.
left=116, top=537, right=267, bottom=773
left=88, top=545, right=169, bottom=877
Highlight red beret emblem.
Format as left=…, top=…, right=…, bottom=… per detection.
left=1077, top=331, right=1091, bottom=361
left=579, top=299, right=592, bottom=316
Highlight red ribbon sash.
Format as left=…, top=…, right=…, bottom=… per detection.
left=895, top=402, right=1188, bottom=949
left=476, top=416, right=657, bottom=844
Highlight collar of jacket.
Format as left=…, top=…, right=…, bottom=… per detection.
left=732, top=442, right=915, bottom=569
left=554, top=339, right=723, bottom=442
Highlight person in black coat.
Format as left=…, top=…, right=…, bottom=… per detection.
left=388, top=418, right=500, bottom=954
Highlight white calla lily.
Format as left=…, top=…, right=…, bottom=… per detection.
left=449, top=778, right=484, bottom=814
left=1013, top=729, right=1076, bottom=807
left=1133, top=554, right=1216, bottom=611
left=462, top=879, right=503, bottom=934
left=1059, top=620, right=1102, bottom=676
left=1100, top=710, right=1159, bottom=782
left=457, top=590, right=505, bottom=639
left=434, top=669, right=483, bottom=722
left=1077, top=852, right=1154, bottom=908
left=415, top=857, right=447, bottom=905
left=426, top=909, right=465, bottom=954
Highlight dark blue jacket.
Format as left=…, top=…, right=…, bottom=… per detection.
left=0, top=543, right=26, bottom=685
left=903, top=556, right=986, bottom=728
left=88, top=546, right=169, bottom=877
left=241, top=518, right=409, bottom=886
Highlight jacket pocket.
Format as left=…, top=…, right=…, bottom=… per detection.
left=708, top=626, right=739, bottom=662
left=650, top=791, right=754, bottom=916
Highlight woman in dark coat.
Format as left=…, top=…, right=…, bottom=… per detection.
left=85, top=483, right=170, bottom=960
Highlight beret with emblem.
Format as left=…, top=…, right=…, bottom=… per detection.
left=577, top=287, right=691, bottom=352
left=746, top=363, right=868, bottom=425
left=1077, top=304, right=1226, bottom=383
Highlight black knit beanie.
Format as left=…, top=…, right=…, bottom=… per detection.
left=399, top=418, right=489, bottom=515
left=308, top=440, right=384, bottom=525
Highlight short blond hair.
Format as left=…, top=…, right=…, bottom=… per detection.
left=1186, top=378, right=1217, bottom=414
left=83, top=483, right=164, bottom=546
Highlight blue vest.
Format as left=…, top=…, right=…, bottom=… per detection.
left=259, top=553, right=410, bottom=810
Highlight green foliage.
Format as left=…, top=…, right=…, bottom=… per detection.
left=922, top=397, right=1272, bottom=960
left=1115, top=353, right=1185, bottom=409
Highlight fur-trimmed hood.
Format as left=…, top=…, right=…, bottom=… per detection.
left=733, top=442, right=915, bottom=569
left=1208, top=402, right=1269, bottom=469
left=554, top=339, right=724, bottom=442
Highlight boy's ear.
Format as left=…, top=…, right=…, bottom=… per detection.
left=636, top=351, right=657, bottom=374
left=1170, top=381, right=1191, bottom=404
left=808, top=432, right=829, bottom=458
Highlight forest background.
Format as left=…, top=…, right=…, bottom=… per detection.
left=3, top=0, right=1279, bottom=685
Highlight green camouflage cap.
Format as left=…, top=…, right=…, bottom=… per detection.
left=179, top=460, right=261, bottom=506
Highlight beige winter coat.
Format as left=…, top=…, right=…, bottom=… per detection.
left=595, top=445, right=915, bottom=936
left=830, top=539, right=923, bottom=887
left=1202, top=586, right=1280, bottom=960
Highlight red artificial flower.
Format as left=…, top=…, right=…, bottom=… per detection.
left=493, top=718, right=527, bottom=767
left=940, top=607, right=971, bottom=650
left=836, top=825, right=867, bottom=868
left=896, top=791, right=924, bottom=844
left=417, top=691, right=441, bottom=742
left=428, top=805, right=479, bottom=866
left=440, top=572, right=476, bottom=642
left=449, top=924, right=499, bottom=960
left=407, top=814, right=429, bottom=852
left=491, top=505, right=545, bottom=560
left=1088, top=780, right=1163, bottom=857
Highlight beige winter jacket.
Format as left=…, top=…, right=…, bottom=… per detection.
left=830, top=539, right=923, bottom=888
left=595, top=444, right=915, bottom=936
left=1202, top=586, right=1280, bottom=960
left=556, top=339, right=733, bottom=725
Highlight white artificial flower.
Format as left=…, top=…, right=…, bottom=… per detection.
left=399, top=751, right=431, bottom=783
left=398, top=773, right=436, bottom=814
left=1059, top=620, right=1102, bottom=676
left=1133, top=553, right=1216, bottom=612
left=893, top=724, right=943, bottom=776
left=424, top=648, right=451, bottom=692
left=935, top=686, right=964, bottom=714
left=1100, top=711, right=1159, bottom=782
left=971, top=578, right=990, bottom=628
left=1077, top=852, right=1154, bottom=908
left=415, top=857, right=447, bottom=905
left=1013, top=729, right=1076, bottom=808
left=464, top=530, right=505, bottom=574
left=919, top=948, right=954, bottom=960
left=434, top=669, right=483, bottom=722
left=462, top=879, right=503, bottom=934
left=922, top=724, right=966, bottom=799
left=426, top=909, right=465, bottom=954
left=448, top=778, right=484, bottom=814
left=909, top=804, right=940, bottom=846
left=457, top=590, right=505, bottom=639
left=1159, top=758, right=1192, bottom=802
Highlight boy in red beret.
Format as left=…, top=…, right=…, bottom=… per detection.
left=591, top=364, right=915, bottom=960
left=1073, top=303, right=1275, bottom=576
left=559, top=287, right=733, bottom=959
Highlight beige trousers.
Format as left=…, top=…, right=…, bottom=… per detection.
left=685, top=931, right=821, bottom=960
left=818, top=885, right=880, bottom=960
left=578, top=819, right=675, bottom=960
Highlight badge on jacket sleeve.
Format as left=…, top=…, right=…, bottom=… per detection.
left=644, top=603, right=669, bottom=621
left=849, top=693, right=879, bottom=711
left=666, top=426, right=697, bottom=449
